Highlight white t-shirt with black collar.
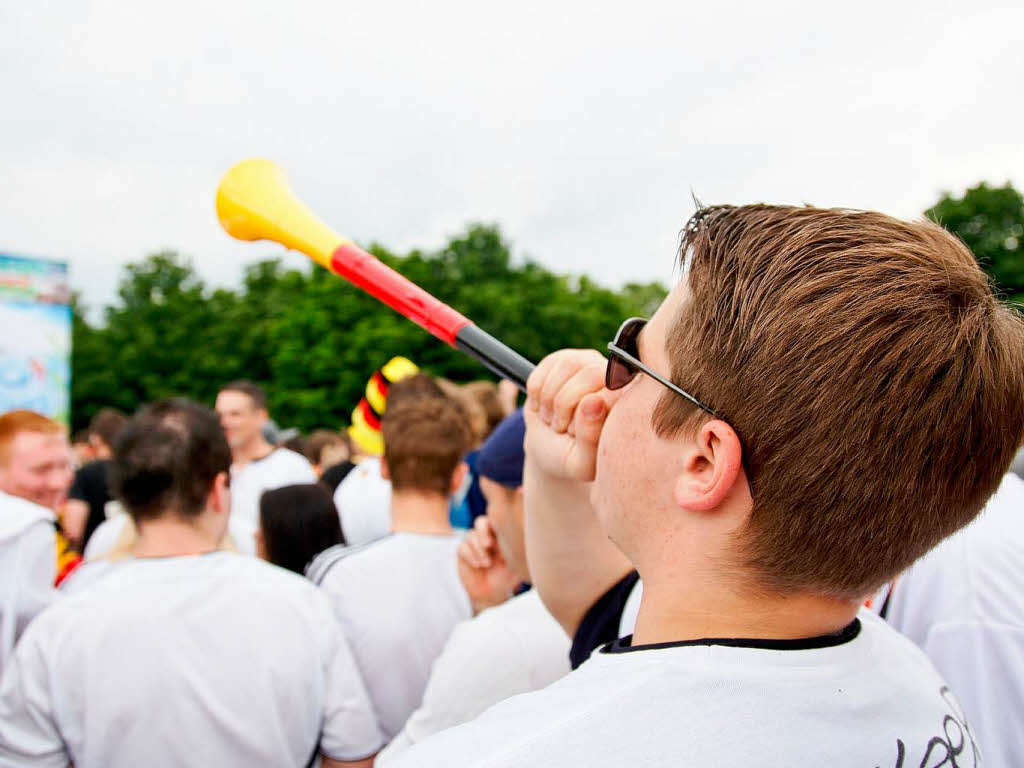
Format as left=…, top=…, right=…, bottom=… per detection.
left=318, top=532, right=472, bottom=740
left=393, top=602, right=978, bottom=768
left=0, top=551, right=383, bottom=767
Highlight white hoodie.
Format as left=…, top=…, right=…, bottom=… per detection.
left=0, top=490, right=56, bottom=676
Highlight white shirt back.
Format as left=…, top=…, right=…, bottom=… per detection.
left=0, top=491, right=56, bottom=678
left=0, top=552, right=383, bottom=767
left=230, top=448, right=316, bottom=531
left=883, top=472, right=1024, bottom=768
left=319, top=532, right=471, bottom=739
left=393, top=610, right=979, bottom=768
left=378, top=588, right=570, bottom=764
left=332, top=457, right=392, bottom=546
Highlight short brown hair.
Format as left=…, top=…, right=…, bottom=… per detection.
left=437, top=379, right=488, bottom=447
left=219, top=380, right=267, bottom=410
left=304, top=429, right=350, bottom=465
left=386, top=374, right=445, bottom=411
left=655, top=205, right=1024, bottom=598
left=0, top=410, right=64, bottom=466
left=462, top=381, right=506, bottom=440
left=112, top=399, right=231, bottom=521
left=89, top=408, right=127, bottom=448
left=382, top=397, right=473, bottom=496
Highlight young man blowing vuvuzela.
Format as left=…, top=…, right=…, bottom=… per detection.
left=392, top=205, right=1024, bottom=767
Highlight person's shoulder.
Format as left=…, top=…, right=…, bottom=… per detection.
left=59, top=558, right=117, bottom=595
left=268, top=447, right=315, bottom=473
left=856, top=608, right=950, bottom=681
left=306, top=540, right=382, bottom=586
left=318, top=535, right=397, bottom=583
left=438, top=593, right=562, bottom=671
left=26, top=567, right=117, bottom=637
left=0, top=492, right=54, bottom=540
left=471, top=591, right=551, bottom=639
left=82, top=515, right=129, bottom=560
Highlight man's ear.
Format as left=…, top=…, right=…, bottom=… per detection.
left=210, top=471, right=231, bottom=515
left=380, top=457, right=390, bottom=481
left=449, top=461, right=469, bottom=495
left=254, top=527, right=266, bottom=560
left=673, top=420, right=745, bottom=513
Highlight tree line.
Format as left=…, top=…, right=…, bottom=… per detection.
left=71, top=182, right=1024, bottom=432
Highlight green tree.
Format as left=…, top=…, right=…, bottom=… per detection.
left=70, top=225, right=669, bottom=432
left=927, top=182, right=1024, bottom=305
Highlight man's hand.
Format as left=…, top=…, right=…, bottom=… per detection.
left=522, top=348, right=634, bottom=638
left=524, top=349, right=615, bottom=482
left=457, top=516, right=521, bottom=614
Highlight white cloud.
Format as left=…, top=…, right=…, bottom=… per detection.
left=1, top=0, right=1022, bottom=315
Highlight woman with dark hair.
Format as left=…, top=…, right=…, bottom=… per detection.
left=257, top=484, right=344, bottom=575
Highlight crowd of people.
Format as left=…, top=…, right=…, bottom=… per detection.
left=0, top=203, right=1023, bottom=767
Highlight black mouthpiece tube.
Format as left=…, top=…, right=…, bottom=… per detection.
left=454, top=324, right=536, bottom=391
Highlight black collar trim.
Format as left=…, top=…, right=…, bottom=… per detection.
left=602, top=617, right=861, bottom=655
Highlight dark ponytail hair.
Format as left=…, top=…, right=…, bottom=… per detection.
left=259, top=484, right=344, bottom=575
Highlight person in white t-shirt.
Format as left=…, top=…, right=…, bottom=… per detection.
left=393, top=205, right=1024, bottom=767
left=333, top=373, right=450, bottom=546
left=0, top=398, right=383, bottom=767
left=0, top=410, right=72, bottom=675
left=875, top=471, right=1024, bottom=768
left=333, top=455, right=392, bottom=545
left=319, top=394, right=475, bottom=740
left=377, top=409, right=570, bottom=764
left=215, top=380, right=316, bottom=536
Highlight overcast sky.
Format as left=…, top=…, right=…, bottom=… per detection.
left=2, top=0, right=1022, bottom=316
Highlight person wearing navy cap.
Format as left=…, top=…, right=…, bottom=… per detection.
left=375, top=410, right=570, bottom=764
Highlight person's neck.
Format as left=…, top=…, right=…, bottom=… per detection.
left=631, top=566, right=859, bottom=647
left=132, top=513, right=223, bottom=559
left=232, top=437, right=274, bottom=468
left=390, top=490, right=454, bottom=536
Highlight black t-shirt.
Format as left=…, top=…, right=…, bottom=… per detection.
left=569, top=570, right=640, bottom=669
left=319, top=461, right=356, bottom=493
left=68, top=459, right=113, bottom=548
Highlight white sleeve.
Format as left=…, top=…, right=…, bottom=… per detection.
left=82, top=516, right=127, bottom=561
left=0, top=624, right=67, bottom=767
left=319, top=619, right=385, bottom=762
left=1, top=525, right=57, bottom=672
left=291, top=454, right=318, bottom=484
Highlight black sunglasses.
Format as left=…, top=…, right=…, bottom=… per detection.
left=606, top=317, right=721, bottom=419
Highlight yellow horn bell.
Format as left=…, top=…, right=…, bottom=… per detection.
left=215, top=158, right=349, bottom=270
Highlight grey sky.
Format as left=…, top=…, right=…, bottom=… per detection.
left=2, top=0, right=1022, bottom=316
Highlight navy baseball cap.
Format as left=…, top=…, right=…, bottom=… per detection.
left=475, top=409, right=526, bottom=489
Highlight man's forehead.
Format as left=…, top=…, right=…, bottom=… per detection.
left=216, top=391, right=257, bottom=411
left=10, top=430, right=69, bottom=458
